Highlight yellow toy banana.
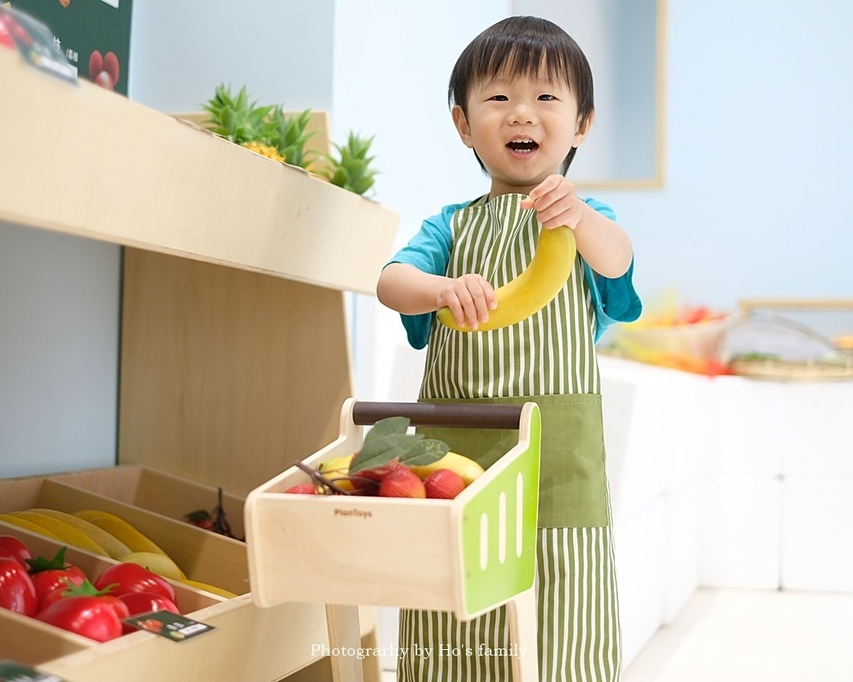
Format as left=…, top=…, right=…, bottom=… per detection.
left=180, top=579, right=239, bottom=599
left=0, top=513, right=62, bottom=540
left=437, top=226, right=576, bottom=332
left=317, top=453, right=356, bottom=491
left=73, top=509, right=168, bottom=556
left=118, top=551, right=186, bottom=581
left=7, top=511, right=109, bottom=556
left=28, top=508, right=131, bottom=559
left=407, top=451, right=485, bottom=486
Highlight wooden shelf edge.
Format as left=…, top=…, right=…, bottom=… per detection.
left=0, top=50, right=399, bottom=295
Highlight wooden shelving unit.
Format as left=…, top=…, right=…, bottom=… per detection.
left=0, top=47, right=398, bottom=680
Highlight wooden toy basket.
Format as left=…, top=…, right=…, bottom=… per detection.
left=244, top=398, right=542, bottom=681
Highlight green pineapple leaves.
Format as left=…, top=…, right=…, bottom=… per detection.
left=318, top=132, right=379, bottom=196
left=202, top=84, right=379, bottom=195
left=268, top=106, right=315, bottom=170
left=203, top=84, right=274, bottom=146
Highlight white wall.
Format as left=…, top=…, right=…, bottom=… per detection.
left=0, top=223, right=120, bottom=477
left=596, top=0, right=853, bottom=311
left=128, top=0, right=335, bottom=112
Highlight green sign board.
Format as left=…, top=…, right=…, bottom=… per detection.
left=6, top=0, right=132, bottom=94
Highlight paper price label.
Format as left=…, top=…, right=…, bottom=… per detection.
left=124, top=610, right=216, bottom=642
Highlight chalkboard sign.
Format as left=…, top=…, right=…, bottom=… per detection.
left=6, top=0, right=132, bottom=94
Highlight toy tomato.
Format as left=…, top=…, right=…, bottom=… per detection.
left=26, top=547, right=87, bottom=607
left=32, top=568, right=87, bottom=604
left=0, top=557, right=38, bottom=616
left=118, top=590, right=179, bottom=617
left=93, top=562, right=176, bottom=602
left=117, top=591, right=180, bottom=635
left=0, top=535, right=32, bottom=566
left=38, top=576, right=90, bottom=612
left=36, top=593, right=129, bottom=642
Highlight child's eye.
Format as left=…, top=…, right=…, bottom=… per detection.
left=538, top=94, right=557, bottom=101
left=488, top=94, right=508, bottom=102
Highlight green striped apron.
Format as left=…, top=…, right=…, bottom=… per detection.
left=397, top=193, right=622, bottom=681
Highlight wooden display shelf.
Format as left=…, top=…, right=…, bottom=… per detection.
left=0, top=48, right=398, bottom=295
left=0, top=43, right=400, bottom=494
left=0, top=467, right=380, bottom=681
left=0, top=45, right=396, bottom=682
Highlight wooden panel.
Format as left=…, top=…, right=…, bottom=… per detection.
left=0, top=476, right=46, bottom=512
left=0, top=49, right=398, bottom=295
left=38, top=467, right=145, bottom=505
left=118, top=249, right=352, bottom=496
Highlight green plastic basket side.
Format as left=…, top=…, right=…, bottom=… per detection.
left=458, top=405, right=541, bottom=617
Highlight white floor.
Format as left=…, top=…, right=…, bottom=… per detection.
left=380, top=587, right=853, bottom=681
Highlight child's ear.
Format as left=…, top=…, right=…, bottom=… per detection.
left=452, top=105, right=474, bottom=148
left=573, top=110, right=594, bottom=147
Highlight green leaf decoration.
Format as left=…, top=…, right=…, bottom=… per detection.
left=358, top=432, right=421, bottom=461
left=402, top=438, right=450, bottom=466
left=349, top=417, right=448, bottom=473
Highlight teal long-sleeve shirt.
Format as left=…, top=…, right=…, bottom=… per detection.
left=385, top=198, right=642, bottom=350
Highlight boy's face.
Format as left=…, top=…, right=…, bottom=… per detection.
left=452, top=67, right=589, bottom=198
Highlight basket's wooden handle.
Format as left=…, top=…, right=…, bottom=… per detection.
left=351, top=401, right=524, bottom=429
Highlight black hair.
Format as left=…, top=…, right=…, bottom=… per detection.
left=448, top=15, right=594, bottom=174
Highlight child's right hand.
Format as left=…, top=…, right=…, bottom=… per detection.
left=436, top=273, right=497, bottom=331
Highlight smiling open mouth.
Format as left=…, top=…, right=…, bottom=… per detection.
left=506, top=139, right=539, bottom=153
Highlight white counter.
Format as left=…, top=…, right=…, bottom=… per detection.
left=600, top=355, right=853, bottom=665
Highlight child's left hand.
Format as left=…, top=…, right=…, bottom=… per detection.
left=520, top=174, right=585, bottom=230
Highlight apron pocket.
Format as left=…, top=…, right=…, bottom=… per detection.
left=417, top=395, right=609, bottom=529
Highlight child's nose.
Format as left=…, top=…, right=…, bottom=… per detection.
left=509, top=103, right=536, bottom=125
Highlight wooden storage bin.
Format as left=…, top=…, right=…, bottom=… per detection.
left=0, top=522, right=223, bottom=666
left=47, top=464, right=248, bottom=590
left=0, top=469, right=378, bottom=681
left=48, top=465, right=247, bottom=538
left=0, top=468, right=247, bottom=595
left=245, top=399, right=542, bottom=618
